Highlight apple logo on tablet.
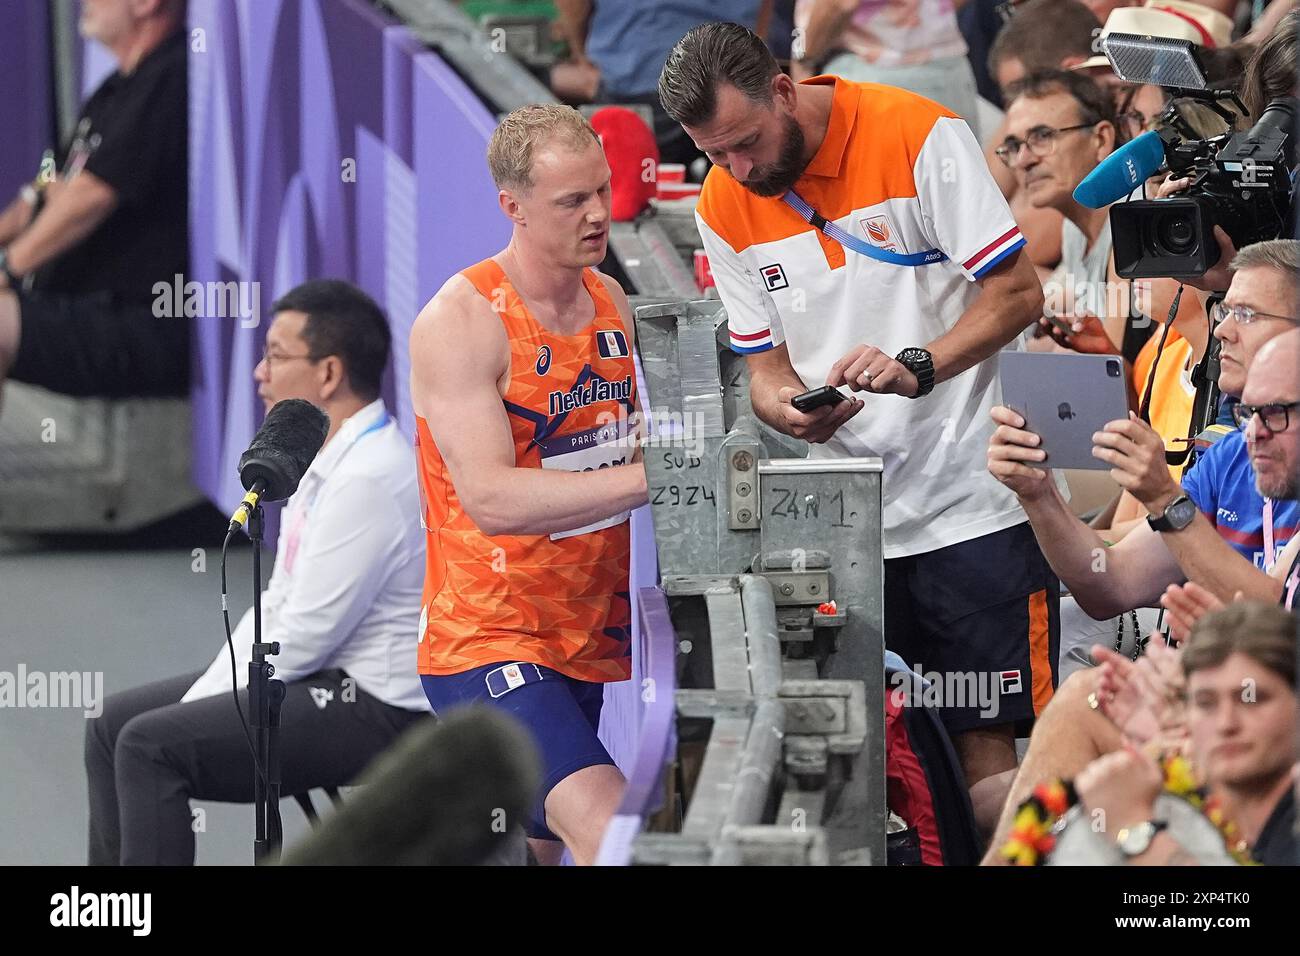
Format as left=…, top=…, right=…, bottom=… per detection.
left=1058, top=402, right=1076, bottom=421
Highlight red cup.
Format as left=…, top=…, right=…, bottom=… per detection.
left=657, top=182, right=701, bottom=201
left=694, top=249, right=715, bottom=292
left=657, top=163, right=686, bottom=184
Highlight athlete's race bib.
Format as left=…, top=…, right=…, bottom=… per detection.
left=539, top=420, right=635, bottom=541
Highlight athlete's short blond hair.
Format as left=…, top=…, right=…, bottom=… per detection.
left=487, top=104, right=601, bottom=192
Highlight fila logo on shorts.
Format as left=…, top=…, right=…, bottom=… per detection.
left=596, top=329, right=628, bottom=359
left=760, top=263, right=789, bottom=291
left=1000, top=670, right=1023, bottom=695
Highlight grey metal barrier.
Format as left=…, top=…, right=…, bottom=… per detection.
left=628, top=298, right=886, bottom=865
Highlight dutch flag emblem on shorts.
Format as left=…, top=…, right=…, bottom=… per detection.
left=597, top=329, right=629, bottom=359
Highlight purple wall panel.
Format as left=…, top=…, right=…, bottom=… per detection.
left=0, top=2, right=53, bottom=203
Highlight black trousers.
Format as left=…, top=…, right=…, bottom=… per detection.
left=84, top=668, right=429, bottom=865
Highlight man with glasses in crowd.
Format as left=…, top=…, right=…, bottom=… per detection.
left=988, top=239, right=1300, bottom=621
left=982, top=239, right=1300, bottom=856
left=995, top=70, right=1132, bottom=356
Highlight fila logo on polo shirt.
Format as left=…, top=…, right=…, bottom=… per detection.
left=596, top=329, right=628, bottom=359
left=1000, top=670, right=1023, bottom=695
left=760, top=263, right=789, bottom=292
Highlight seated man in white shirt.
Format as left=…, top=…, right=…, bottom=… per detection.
left=84, top=279, right=430, bottom=865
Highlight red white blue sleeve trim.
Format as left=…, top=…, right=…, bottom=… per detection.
left=729, top=327, right=774, bottom=354
left=963, top=227, right=1025, bottom=279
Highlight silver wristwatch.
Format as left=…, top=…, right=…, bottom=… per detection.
left=1115, top=820, right=1167, bottom=857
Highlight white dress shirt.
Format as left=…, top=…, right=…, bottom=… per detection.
left=183, top=398, right=430, bottom=711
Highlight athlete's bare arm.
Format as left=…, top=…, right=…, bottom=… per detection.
left=410, top=275, right=647, bottom=537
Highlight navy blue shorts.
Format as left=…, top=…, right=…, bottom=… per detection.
left=420, top=662, right=614, bottom=841
left=885, top=522, right=1060, bottom=735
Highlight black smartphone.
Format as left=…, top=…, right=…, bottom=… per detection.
left=791, top=385, right=847, bottom=413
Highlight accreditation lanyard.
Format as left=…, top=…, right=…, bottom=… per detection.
left=1262, top=498, right=1300, bottom=609
left=781, top=190, right=947, bottom=267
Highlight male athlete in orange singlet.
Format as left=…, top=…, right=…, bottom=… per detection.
left=410, top=105, right=647, bottom=866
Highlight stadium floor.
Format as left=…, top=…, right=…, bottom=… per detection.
left=0, top=508, right=320, bottom=865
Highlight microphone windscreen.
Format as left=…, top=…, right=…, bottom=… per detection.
left=237, top=398, right=329, bottom=501
left=1073, top=130, right=1166, bottom=209
left=278, top=707, right=542, bottom=867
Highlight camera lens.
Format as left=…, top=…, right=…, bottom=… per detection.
left=1106, top=359, right=1121, bottom=378
left=1153, top=211, right=1197, bottom=256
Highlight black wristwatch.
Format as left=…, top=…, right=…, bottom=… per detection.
left=895, top=347, right=935, bottom=398
left=1147, top=494, right=1197, bottom=533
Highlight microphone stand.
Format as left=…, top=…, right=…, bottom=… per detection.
left=247, top=503, right=286, bottom=863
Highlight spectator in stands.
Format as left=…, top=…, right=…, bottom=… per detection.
left=84, top=280, right=431, bottom=865
left=788, top=0, right=982, bottom=136
left=0, top=0, right=189, bottom=402
left=981, top=249, right=1300, bottom=858
left=984, top=0, right=1102, bottom=272
left=551, top=1, right=767, bottom=168
left=995, top=71, right=1128, bottom=352
left=1073, top=601, right=1297, bottom=865
left=1161, top=328, right=1300, bottom=626
left=987, top=0, right=1100, bottom=91
left=957, top=0, right=1016, bottom=110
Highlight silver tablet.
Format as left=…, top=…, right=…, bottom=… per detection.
left=998, top=351, right=1131, bottom=471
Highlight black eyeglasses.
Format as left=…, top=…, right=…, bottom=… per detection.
left=995, top=123, right=1098, bottom=167
left=1232, top=401, right=1300, bottom=433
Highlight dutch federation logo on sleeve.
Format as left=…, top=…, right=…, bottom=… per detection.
left=596, top=329, right=629, bottom=359
left=760, top=263, right=789, bottom=292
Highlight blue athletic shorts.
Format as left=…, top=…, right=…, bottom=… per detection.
left=420, top=662, right=614, bottom=840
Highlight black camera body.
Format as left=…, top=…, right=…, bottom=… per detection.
left=1112, top=97, right=1297, bottom=279
left=1107, top=95, right=1300, bottom=278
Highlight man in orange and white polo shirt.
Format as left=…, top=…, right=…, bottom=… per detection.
left=658, top=22, right=1057, bottom=807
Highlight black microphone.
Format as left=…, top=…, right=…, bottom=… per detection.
left=228, top=398, right=330, bottom=532
left=277, top=707, right=541, bottom=866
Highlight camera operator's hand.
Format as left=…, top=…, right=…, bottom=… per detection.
left=987, top=405, right=1054, bottom=500
left=1155, top=174, right=1192, bottom=200
left=775, top=386, right=864, bottom=444
left=1091, top=412, right=1181, bottom=515
left=1035, top=312, right=1119, bottom=355
left=1186, top=226, right=1238, bottom=293
left=827, top=344, right=919, bottom=398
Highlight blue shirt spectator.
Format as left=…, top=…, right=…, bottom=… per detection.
left=1181, top=429, right=1298, bottom=570
left=586, top=1, right=763, bottom=98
